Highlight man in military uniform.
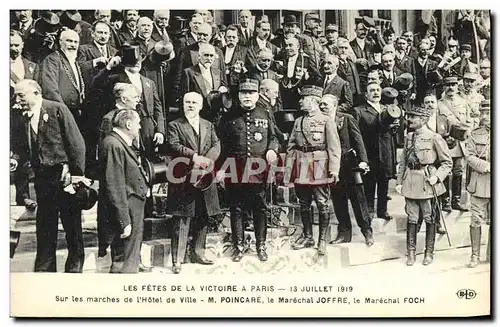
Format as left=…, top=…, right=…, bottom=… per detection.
left=460, top=72, right=483, bottom=128
left=217, top=79, right=279, bottom=262
left=395, top=106, right=452, bottom=266
left=297, top=13, right=324, bottom=70
left=286, top=86, right=341, bottom=255
left=465, top=100, right=491, bottom=268
left=319, top=94, right=373, bottom=246
left=437, top=76, right=473, bottom=211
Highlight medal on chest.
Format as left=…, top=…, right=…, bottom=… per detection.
left=254, top=132, right=263, bottom=142
left=312, top=132, right=321, bottom=141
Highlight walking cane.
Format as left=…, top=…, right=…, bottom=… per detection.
left=425, top=167, right=452, bottom=246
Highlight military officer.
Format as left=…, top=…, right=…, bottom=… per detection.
left=395, top=106, right=452, bottom=266
left=217, top=79, right=279, bottom=262
left=319, top=94, right=373, bottom=246
left=286, top=86, right=341, bottom=255
left=460, top=72, right=484, bottom=129
left=437, top=76, right=473, bottom=212
left=465, top=100, right=491, bottom=268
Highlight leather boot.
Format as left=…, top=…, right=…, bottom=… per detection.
left=406, top=223, right=417, bottom=266
left=452, top=176, right=468, bottom=211
left=230, top=213, right=245, bottom=262
left=317, top=211, right=330, bottom=255
left=191, top=222, right=214, bottom=265
left=423, top=223, right=436, bottom=265
left=435, top=211, right=446, bottom=235
left=292, top=209, right=315, bottom=250
left=486, top=226, right=491, bottom=263
left=468, top=226, right=481, bottom=268
left=329, top=229, right=352, bottom=244
left=441, top=177, right=452, bottom=212
left=362, top=229, right=374, bottom=247
left=255, top=210, right=268, bottom=261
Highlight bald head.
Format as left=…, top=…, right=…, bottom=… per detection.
left=59, top=29, right=79, bottom=56
left=14, top=79, right=43, bottom=111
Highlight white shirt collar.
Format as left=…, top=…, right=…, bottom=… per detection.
left=256, top=37, right=267, bottom=49
left=418, top=57, right=427, bottom=66
left=198, top=63, right=211, bottom=72
left=356, top=37, right=365, bottom=49
left=367, top=100, right=381, bottom=113
left=27, top=98, right=43, bottom=118
left=185, top=115, right=200, bottom=133
left=112, top=127, right=134, bottom=147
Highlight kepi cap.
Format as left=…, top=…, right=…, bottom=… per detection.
left=300, top=85, right=323, bottom=98
left=443, top=76, right=459, bottom=84
left=325, top=24, right=339, bottom=32
left=480, top=100, right=490, bottom=112
left=460, top=44, right=472, bottom=51
left=463, top=72, right=479, bottom=80
left=406, top=106, right=432, bottom=117
left=239, top=79, right=259, bottom=92
left=305, top=13, right=321, bottom=22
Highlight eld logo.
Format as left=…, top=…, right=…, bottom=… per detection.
left=456, top=289, right=477, bottom=300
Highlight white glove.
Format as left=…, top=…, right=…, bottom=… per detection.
left=93, top=56, right=108, bottom=67
left=266, top=150, right=278, bottom=164
left=395, top=184, right=402, bottom=194
left=218, top=86, right=229, bottom=93
left=153, top=132, right=164, bottom=145
left=121, top=224, right=132, bottom=239
left=358, top=161, right=369, bottom=172
left=106, top=56, right=121, bottom=70
left=10, top=158, right=18, bottom=172
left=427, top=175, right=438, bottom=186
left=216, top=170, right=226, bottom=187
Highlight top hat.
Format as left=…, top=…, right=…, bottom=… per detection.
left=34, top=11, right=60, bottom=36
left=239, top=79, right=259, bottom=92
left=274, top=110, right=300, bottom=134
left=120, top=44, right=142, bottom=67
left=150, top=40, right=175, bottom=63
left=426, top=70, right=443, bottom=86
left=393, top=73, right=414, bottom=91
left=300, top=85, right=323, bottom=98
left=381, top=87, right=399, bottom=104
left=283, top=15, right=298, bottom=25
left=144, top=160, right=169, bottom=187
left=73, top=183, right=98, bottom=210
left=207, top=91, right=233, bottom=110
left=58, top=10, right=82, bottom=29
left=168, top=16, right=189, bottom=35
left=362, top=16, right=376, bottom=29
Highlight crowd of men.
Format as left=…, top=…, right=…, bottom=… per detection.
left=9, top=9, right=491, bottom=274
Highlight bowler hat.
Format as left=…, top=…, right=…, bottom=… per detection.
left=168, top=16, right=189, bottom=35
left=73, top=183, right=98, bottom=210
left=120, top=44, right=142, bottom=67
left=300, top=85, right=323, bottom=98
left=393, top=73, right=414, bottom=91
left=362, top=16, right=376, bottom=29
left=283, top=15, right=298, bottom=25
left=58, top=10, right=82, bottom=29
left=406, top=106, right=431, bottom=117
left=305, top=13, right=321, bottom=22
left=427, top=70, right=443, bottom=85
left=34, top=11, right=60, bottom=36
left=239, top=79, right=259, bottom=92
left=150, top=40, right=175, bottom=63
left=207, top=91, right=233, bottom=110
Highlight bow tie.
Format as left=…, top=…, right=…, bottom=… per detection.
left=22, top=110, right=34, bottom=118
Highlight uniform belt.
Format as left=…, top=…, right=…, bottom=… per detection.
left=407, top=163, right=428, bottom=170
left=297, top=145, right=326, bottom=152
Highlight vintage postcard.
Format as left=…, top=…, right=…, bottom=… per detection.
left=9, top=8, right=491, bottom=317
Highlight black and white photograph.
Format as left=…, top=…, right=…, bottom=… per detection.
left=8, top=6, right=492, bottom=318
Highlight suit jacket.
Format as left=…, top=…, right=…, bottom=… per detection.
left=134, top=36, right=156, bottom=59
left=10, top=57, right=39, bottom=87
left=245, top=37, right=278, bottom=71
left=337, top=58, right=362, bottom=97
left=11, top=19, right=35, bottom=40
left=166, top=116, right=221, bottom=217
left=395, top=53, right=414, bottom=73
left=173, top=42, right=226, bottom=95
left=118, top=26, right=137, bottom=46
left=40, top=50, right=85, bottom=112
left=11, top=99, right=85, bottom=175
left=350, top=38, right=374, bottom=60
left=353, top=102, right=396, bottom=178
left=151, top=24, right=171, bottom=42
left=179, top=64, right=227, bottom=120
left=77, top=42, right=118, bottom=93
left=244, top=66, right=280, bottom=84
left=335, top=112, right=368, bottom=180
left=235, top=25, right=253, bottom=46
left=222, top=44, right=248, bottom=88
left=380, top=66, right=405, bottom=89
left=412, top=57, right=439, bottom=105
left=256, top=94, right=285, bottom=143
left=98, top=131, right=148, bottom=232
left=322, top=74, right=353, bottom=113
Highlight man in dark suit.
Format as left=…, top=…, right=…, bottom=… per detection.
left=349, top=18, right=384, bottom=76
left=174, top=23, right=225, bottom=99
left=179, top=43, right=228, bottom=122
left=394, top=36, right=414, bottom=72
left=235, top=10, right=253, bottom=46
left=271, top=15, right=299, bottom=51
left=353, top=82, right=396, bottom=221
left=99, top=109, right=149, bottom=273
left=134, top=17, right=156, bottom=59
left=297, top=12, right=324, bottom=70
left=412, top=41, right=439, bottom=105
left=218, top=79, right=279, bottom=262
left=337, top=38, right=363, bottom=107
left=58, top=10, right=93, bottom=45
left=117, top=10, right=139, bottom=46
left=245, top=20, right=278, bottom=71
left=222, top=25, right=248, bottom=90
left=151, top=10, right=171, bottom=42
left=10, top=30, right=39, bottom=209
left=321, top=54, right=353, bottom=113
left=244, top=48, right=280, bottom=84
left=257, top=79, right=285, bottom=145
left=11, top=79, right=86, bottom=272
left=92, top=10, right=120, bottom=49
left=11, top=10, right=35, bottom=40
left=380, top=53, right=405, bottom=89
left=320, top=94, right=373, bottom=246
left=40, top=29, right=86, bottom=129
left=23, top=11, right=61, bottom=64
left=92, top=49, right=165, bottom=161
left=166, top=92, right=222, bottom=274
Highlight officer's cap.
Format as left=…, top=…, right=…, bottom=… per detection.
left=443, top=76, right=459, bottom=85
left=406, top=106, right=432, bottom=117
left=325, top=24, right=339, bottom=32
left=239, top=79, right=259, bottom=92
left=300, top=85, right=323, bottom=98
left=460, top=44, right=472, bottom=51
left=304, top=13, right=321, bottom=22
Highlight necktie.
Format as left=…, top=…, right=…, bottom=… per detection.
left=100, top=46, right=107, bottom=58
left=324, top=76, right=330, bottom=88
left=20, top=23, right=26, bottom=34
left=245, top=29, right=250, bottom=41
left=388, top=73, right=393, bottom=85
